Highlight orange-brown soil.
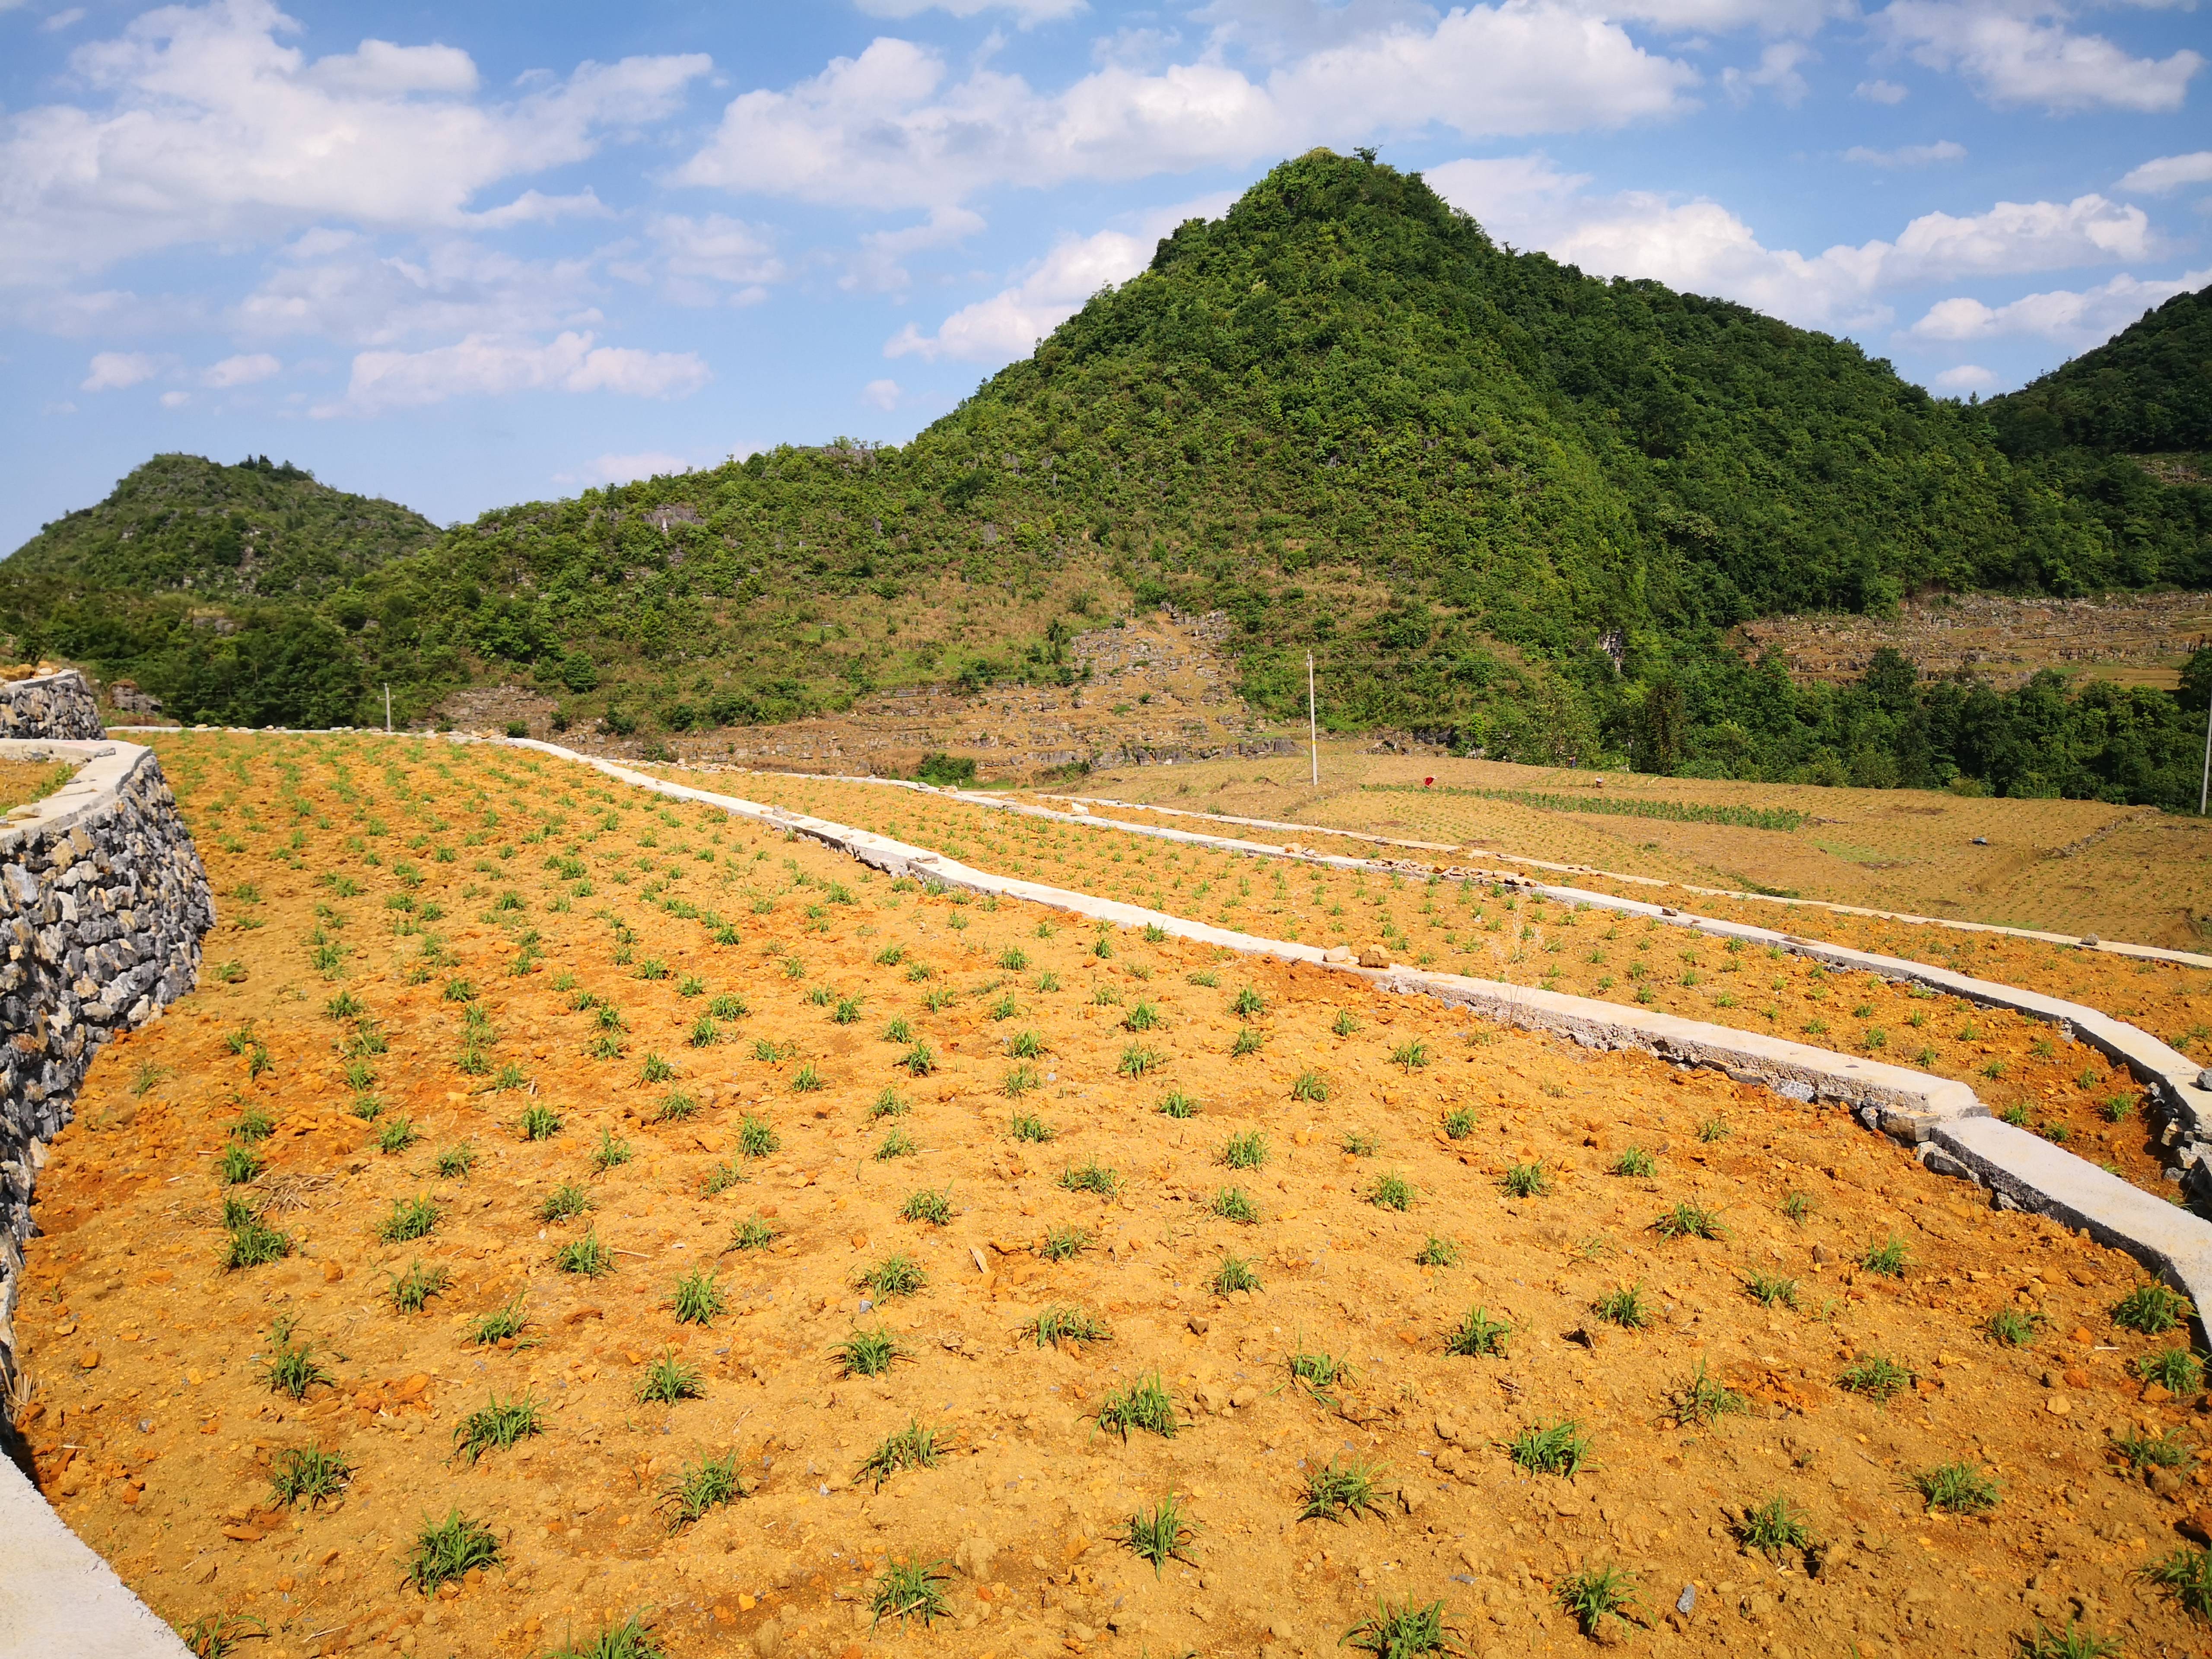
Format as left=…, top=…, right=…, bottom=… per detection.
left=0, top=756, right=79, bottom=814
left=15, top=733, right=2212, bottom=1659
left=1055, top=748, right=2212, bottom=953
left=694, top=771, right=2211, bottom=1207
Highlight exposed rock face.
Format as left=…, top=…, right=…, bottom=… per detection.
left=0, top=737, right=213, bottom=1395
left=0, top=670, right=106, bottom=742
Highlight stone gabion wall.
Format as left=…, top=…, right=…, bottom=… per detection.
left=0, top=740, right=213, bottom=1397
left=0, top=671, right=106, bottom=742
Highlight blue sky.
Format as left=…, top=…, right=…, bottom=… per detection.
left=2, top=0, right=2206, bottom=551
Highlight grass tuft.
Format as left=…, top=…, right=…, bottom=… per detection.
left=1301, top=1456, right=1389, bottom=1523
left=1445, top=1306, right=1511, bottom=1358
left=1915, top=1461, right=1999, bottom=1514
left=268, top=1446, right=352, bottom=1508
left=1120, top=1491, right=1200, bottom=1577
left=1093, top=1371, right=1179, bottom=1440
left=857, top=1418, right=942, bottom=1489
left=1507, top=1418, right=1593, bottom=1478
left=1557, top=1560, right=1640, bottom=1639
left=1839, top=1354, right=1913, bottom=1403
left=660, top=1453, right=744, bottom=1532
left=387, top=1259, right=450, bottom=1314
left=404, top=1509, right=500, bottom=1594
left=836, top=1327, right=902, bottom=1377
left=2113, top=1282, right=2193, bottom=1335
left=1213, top=1254, right=1261, bottom=1295
left=671, top=1268, right=727, bottom=1324
left=868, top=1558, right=951, bottom=1629
left=1340, top=1600, right=1452, bottom=1659
left=453, top=1393, right=543, bottom=1463
left=636, top=1349, right=703, bottom=1405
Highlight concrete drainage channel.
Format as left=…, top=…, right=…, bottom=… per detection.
left=502, top=741, right=2212, bottom=1336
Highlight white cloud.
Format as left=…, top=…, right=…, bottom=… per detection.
left=1907, top=266, right=2212, bottom=346
left=42, top=8, right=86, bottom=29
left=1874, top=0, right=2203, bottom=113
left=2117, top=152, right=2212, bottom=195
left=1932, top=363, right=1995, bottom=390
left=233, top=235, right=604, bottom=347
left=845, top=205, right=988, bottom=294
left=0, top=0, right=711, bottom=285
left=1843, top=139, right=1967, bottom=166
left=81, top=349, right=158, bottom=389
left=203, top=350, right=278, bottom=386
left=465, top=189, right=610, bottom=230
left=159, top=388, right=191, bottom=407
left=320, top=330, right=709, bottom=415
left=645, top=213, right=786, bottom=306
left=1856, top=77, right=1909, bottom=101
left=1430, top=157, right=2156, bottom=331
left=573, top=451, right=691, bottom=486
left=1722, top=42, right=1813, bottom=105
left=678, top=18, right=1697, bottom=212
left=860, top=378, right=903, bottom=411
left=887, top=193, right=1232, bottom=363
left=855, top=0, right=1087, bottom=21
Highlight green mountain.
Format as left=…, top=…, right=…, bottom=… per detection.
left=1980, top=284, right=2212, bottom=597
left=7, top=153, right=2209, bottom=803
left=6, top=452, right=436, bottom=597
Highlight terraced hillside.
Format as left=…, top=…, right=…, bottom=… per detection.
left=14, top=733, right=2212, bottom=1659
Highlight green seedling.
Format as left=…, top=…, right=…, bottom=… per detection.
left=404, top=1509, right=499, bottom=1594
left=857, top=1419, right=941, bottom=1489
left=1031, top=1304, right=1111, bottom=1347
left=1301, top=1457, right=1388, bottom=1523
left=868, top=1558, right=950, bottom=1629
left=861, top=1253, right=926, bottom=1298
left=268, top=1446, right=352, bottom=1508
left=1915, top=1462, right=1999, bottom=1514
left=1213, top=1255, right=1260, bottom=1295
left=1557, top=1560, right=1640, bottom=1640
left=453, top=1393, right=543, bottom=1463
left=1861, top=1235, right=1910, bottom=1277
left=671, top=1269, right=726, bottom=1324
left=636, top=1350, right=702, bottom=1404
left=1839, top=1355, right=1913, bottom=1402
left=1445, top=1306, right=1511, bottom=1358
left=1340, top=1600, right=1452, bottom=1659
left=1121, top=1492, right=1199, bottom=1577
left=378, top=1196, right=437, bottom=1243
left=660, top=1453, right=744, bottom=1532
left=1093, top=1372, right=1179, bottom=1440
left=554, top=1231, right=613, bottom=1276
left=1739, top=1494, right=1815, bottom=1557
left=836, top=1326, right=902, bottom=1377
left=388, top=1259, right=450, bottom=1314
left=1668, top=1359, right=1748, bottom=1427
left=1414, top=1235, right=1460, bottom=1268
left=1508, top=1419, right=1593, bottom=1478
left=1041, top=1226, right=1091, bottom=1262
left=901, top=1189, right=952, bottom=1226
left=470, top=1298, right=529, bottom=1346
left=2113, top=1283, right=2193, bottom=1335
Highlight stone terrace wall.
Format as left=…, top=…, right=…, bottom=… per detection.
left=0, top=739, right=213, bottom=1397
left=0, top=670, right=106, bottom=742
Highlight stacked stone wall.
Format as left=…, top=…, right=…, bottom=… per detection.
left=0, top=670, right=106, bottom=742
left=0, top=739, right=213, bottom=1397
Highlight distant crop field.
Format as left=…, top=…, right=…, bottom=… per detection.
left=1073, top=746, right=2212, bottom=952
left=22, top=731, right=2212, bottom=1659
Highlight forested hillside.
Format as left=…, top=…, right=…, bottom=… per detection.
left=5, top=152, right=2208, bottom=804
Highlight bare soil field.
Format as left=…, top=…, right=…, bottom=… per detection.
left=18, top=733, right=2212, bottom=1659
left=707, top=772, right=2210, bottom=1208
left=0, top=754, right=77, bottom=813
left=1735, top=590, right=2212, bottom=692
left=1055, top=748, right=2212, bottom=952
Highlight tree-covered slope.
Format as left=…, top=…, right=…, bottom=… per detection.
left=6, top=453, right=437, bottom=597
left=6, top=153, right=2207, bottom=804
left=1988, top=283, right=2212, bottom=456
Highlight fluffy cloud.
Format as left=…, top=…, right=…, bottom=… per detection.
left=677, top=17, right=1697, bottom=212
left=1873, top=0, right=2202, bottom=113
left=860, top=378, right=903, bottom=411
left=1843, top=139, right=1967, bottom=166
left=643, top=214, right=786, bottom=306
left=1856, top=77, right=1909, bottom=101
left=1931, top=363, right=1996, bottom=391
left=203, top=351, right=278, bottom=386
left=0, top=0, right=710, bottom=284
left=2117, top=152, right=2212, bottom=195
left=1429, top=156, right=2154, bottom=330
left=1908, top=266, right=2212, bottom=345
left=1721, top=42, right=1813, bottom=105
left=886, top=193, right=1232, bottom=363
left=232, top=233, right=605, bottom=347
left=80, top=350, right=158, bottom=389
left=320, top=330, right=709, bottom=416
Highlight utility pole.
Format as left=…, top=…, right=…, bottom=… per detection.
left=1307, top=653, right=1319, bottom=788
left=2200, top=674, right=2211, bottom=815
left=385, top=684, right=392, bottom=735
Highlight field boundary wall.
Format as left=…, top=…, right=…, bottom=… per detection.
left=0, top=733, right=211, bottom=1659
left=503, top=739, right=2212, bottom=1337
left=0, top=670, right=108, bottom=742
